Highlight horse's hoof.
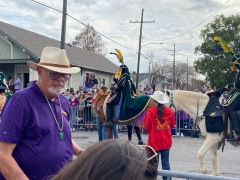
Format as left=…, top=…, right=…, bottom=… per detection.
left=200, top=170, right=207, bottom=174
left=211, top=173, right=219, bottom=176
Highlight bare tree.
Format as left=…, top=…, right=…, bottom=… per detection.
left=150, top=58, right=172, bottom=86
left=71, top=23, right=107, bottom=56
left=175, top=62, right=195, bottom=90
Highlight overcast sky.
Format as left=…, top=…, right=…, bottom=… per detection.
left=0, top=0, right=239, bottom=73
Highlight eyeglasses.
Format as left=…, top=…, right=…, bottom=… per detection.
left=43, top=68, right=71, bottom=80
left=136, top=145, right=157, bottom=161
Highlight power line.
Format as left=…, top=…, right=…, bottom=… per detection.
left=142, top=0, right=231, bottom=42
left=90, top=1, right=131, bottom=31
left=30, top=0, right=137, bottom=53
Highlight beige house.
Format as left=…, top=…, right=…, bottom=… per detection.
left=0, top=21, right=119, bottom=91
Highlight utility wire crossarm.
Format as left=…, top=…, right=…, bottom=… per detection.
left=130, top=9, right=155, bottom=89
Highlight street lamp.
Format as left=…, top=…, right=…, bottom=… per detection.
left=136, top=42, right=163, bottom=89
left=141, top=42, right=163, bottom=48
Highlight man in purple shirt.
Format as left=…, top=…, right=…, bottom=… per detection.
left=0, top=46, right=84, bottom=180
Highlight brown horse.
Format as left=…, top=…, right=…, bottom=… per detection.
left=92, top=90, right=116, bottom=139
left=93, top=93, right=155, bottom=139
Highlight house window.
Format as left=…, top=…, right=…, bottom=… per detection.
left=102, top=78, right=105, bottom=85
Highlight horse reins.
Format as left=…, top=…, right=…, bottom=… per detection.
left=169, top=91, right=176, bottom=111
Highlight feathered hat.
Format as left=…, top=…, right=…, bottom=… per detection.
left=214, top=36, right=239, bottom=72
left=110, top=49, right=128, bottom=78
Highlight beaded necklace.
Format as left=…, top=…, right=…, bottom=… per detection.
left=45, top=96, right=64, bottom=141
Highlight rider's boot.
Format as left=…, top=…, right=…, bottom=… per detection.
left=227, top=112, right=240, bottom=141
left=105, top=103, right=113, bottom=127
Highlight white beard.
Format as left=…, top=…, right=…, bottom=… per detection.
left=48, top=86, right=63, bottom=97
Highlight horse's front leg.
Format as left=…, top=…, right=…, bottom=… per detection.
left=107, top=126, right=113, bottom=139
left=198, top=136, right=213, bottom=174
left=210, top=143, right=220, bottom=176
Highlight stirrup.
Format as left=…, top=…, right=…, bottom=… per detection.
left=227, top=131, right=239, bottom=141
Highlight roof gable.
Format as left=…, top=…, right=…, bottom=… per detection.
left=0, top=21, right=119, bottom=74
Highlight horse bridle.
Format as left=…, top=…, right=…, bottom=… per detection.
left=169, top=90, right=202, bottom=132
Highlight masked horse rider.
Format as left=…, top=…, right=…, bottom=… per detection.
left=105, top=49, right=130, bottom=126
left=105, top=49, right=150, bottom=126
left=215, top=36, right=240, bottom=141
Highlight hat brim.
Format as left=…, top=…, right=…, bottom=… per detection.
left=150, top=94, right=169, bottom=104
left=27, top=61, right=80, bottom=74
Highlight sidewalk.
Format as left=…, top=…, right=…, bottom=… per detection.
left=72, top=129, right=240, bottom=178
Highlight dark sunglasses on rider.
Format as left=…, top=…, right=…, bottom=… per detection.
left=43, top=68, right=71, bottom=80
left=136, top=145, right=158, bottom=161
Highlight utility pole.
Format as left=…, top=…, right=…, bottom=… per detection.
left=130, top=9, right=155, bottom=89
left=187, top=58, right=189, bottom=90
left=168, top=43, right=181, bottom=89
left=60, top=0, right=67, bottom=49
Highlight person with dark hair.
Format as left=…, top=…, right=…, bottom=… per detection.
left=7, top=75, right=14, bottom=93
left=84, top=73, right=98, bottom=93
left=144, top=91, right=176, bottom=180
left=51, top=139, right=158, bottom=180
left=90, top=73, right=98, bottom=88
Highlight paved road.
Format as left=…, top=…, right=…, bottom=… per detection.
left=72, top=129, right=240, bottom=179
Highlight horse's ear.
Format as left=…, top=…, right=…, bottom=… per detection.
left=166, top=90, right=170, bottom=96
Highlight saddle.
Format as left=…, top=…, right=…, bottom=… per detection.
left=203, top=91, right=224, bottom=133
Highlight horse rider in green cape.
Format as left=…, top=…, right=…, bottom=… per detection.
left=215, top=36, right=240, bottom=141
left=105, top=49, right=151, bottom=126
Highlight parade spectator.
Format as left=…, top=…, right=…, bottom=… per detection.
left=14, top=74, right=21, bottom=91
left=75, top=90, right=81, bottom=101
left=127, top=125, right=144, bottom=145
left=144, top=91, right=176, bottom=180
left=94, top=85, right=109, bottom=141
left=205, top=85, right=216, bottom=94
left=0, top=73, right=7, bottom=113
left=84, top=74, right=94, bottom=92
left=82, top=91, right=94, bottom=131
left=145, top=87, right=154, bottom=95
left=7, top=75, right=14, bottom=92
left=51, top=139, right=158, bottom=180
left=69, top=87, right=74, bottom=94
left=0, top=46, right=84, bottom=180
left=90, top=72, right=98, bottom=88
left=201, top=84, right=207, bottom=94
left=69, top=92, right=80, bottom=121
left=174, top=110, right=189, bottom=136
left=102, top=124, right=119, bottom=140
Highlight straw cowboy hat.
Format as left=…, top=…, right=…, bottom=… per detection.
left=27, top=46, right=80, bottom=74
left=150, top=91, right=169, bottom=104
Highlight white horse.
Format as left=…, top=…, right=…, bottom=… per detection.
left=170, top=90, right=224, bottom=176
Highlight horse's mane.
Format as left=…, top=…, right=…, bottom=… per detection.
left=171, top=90, right=209, bottom=119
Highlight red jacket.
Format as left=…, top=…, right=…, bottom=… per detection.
left=143, top=106, right=176, bottom=151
